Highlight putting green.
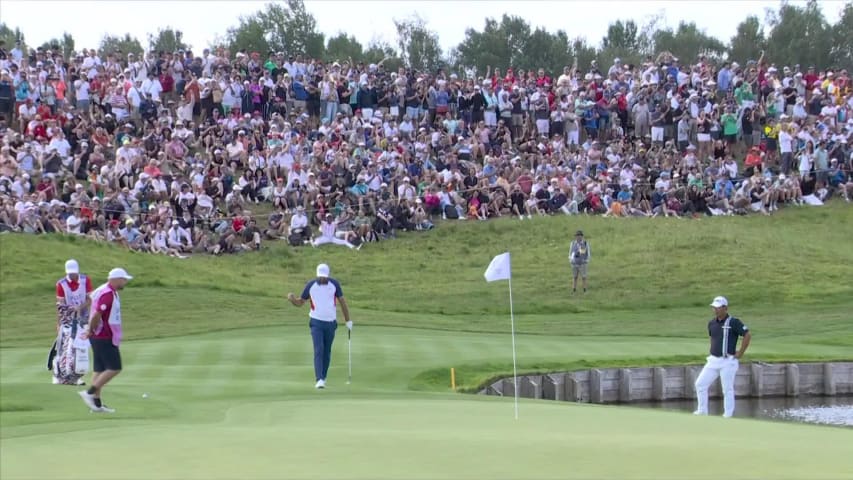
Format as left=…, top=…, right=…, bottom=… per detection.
left=2, top=327, right=852, bottom=479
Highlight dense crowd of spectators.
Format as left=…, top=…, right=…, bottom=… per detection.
left=0, top=38, right=851, bottom=256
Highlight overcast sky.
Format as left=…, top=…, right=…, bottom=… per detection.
left=2, top=0, right=846, bottom=54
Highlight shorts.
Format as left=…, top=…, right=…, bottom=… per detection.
left=651, top=126, right=664, bottom=142
left=90, top=338, right=122, bottom=372
left=725, top=133, right=737, bottom=144
left=571, top=262, right=588, bottom=278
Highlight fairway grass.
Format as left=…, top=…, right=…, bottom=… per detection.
left=2, top=206, right=853, bottom=479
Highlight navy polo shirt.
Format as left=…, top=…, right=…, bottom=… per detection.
left=708, top=316, right=749, bottom=357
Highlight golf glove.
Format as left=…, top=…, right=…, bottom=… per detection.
left=346, top=321, right=353, bottom=331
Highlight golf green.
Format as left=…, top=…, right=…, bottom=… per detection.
left=2, top=327, right=852, bottom=479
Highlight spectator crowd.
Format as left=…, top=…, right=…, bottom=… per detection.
left=0, top=38, right=851, bottom=256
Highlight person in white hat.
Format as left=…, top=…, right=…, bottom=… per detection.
left=78, top=268, right=133, bottom=413
left=287, top=264, right=352, bottom=389
left=49, top=259, right=93, bottom=385
left=694, top=296, right=752, bottom=418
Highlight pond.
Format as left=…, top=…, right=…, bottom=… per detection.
left=624, top=395, right=853, bottom=428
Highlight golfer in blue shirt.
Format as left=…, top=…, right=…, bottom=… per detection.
left=287, top=263, right=352, bottom=389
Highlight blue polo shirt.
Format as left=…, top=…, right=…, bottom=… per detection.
left=301, top=278, right=343, bottom=322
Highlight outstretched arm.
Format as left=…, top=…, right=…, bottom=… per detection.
left=287, top=292, right=306, bottom=307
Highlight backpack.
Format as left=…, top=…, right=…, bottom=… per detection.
left=444, top=204, right=459, bottom=219
left=288, top=232, right=304, bottom=247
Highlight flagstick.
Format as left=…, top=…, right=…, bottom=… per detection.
left=508, top=274, right=519, bottom=420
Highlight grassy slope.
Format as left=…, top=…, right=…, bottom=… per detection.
left=2, top=203, right=852, bottom=384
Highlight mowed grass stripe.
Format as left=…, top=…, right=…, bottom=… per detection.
left=0, top=349, right=38, bottom=382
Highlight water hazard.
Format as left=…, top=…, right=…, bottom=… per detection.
left=625, top=396, right=853, bottom=427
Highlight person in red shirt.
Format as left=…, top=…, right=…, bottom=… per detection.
left=50, top=259, right=93, bottom=385
left=79, top=268, right=133, bottom=413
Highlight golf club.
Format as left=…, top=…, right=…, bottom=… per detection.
left=347, top=329, right=352, bottom=385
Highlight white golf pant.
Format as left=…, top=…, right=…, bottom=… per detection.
left=694, top=355, right=739, bottom=417
left=312, top=235, right=354, bottom=249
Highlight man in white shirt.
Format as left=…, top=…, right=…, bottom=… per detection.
left=141, top=72, right=162, bottom=103
left=66, top=208, right=83, bottom=235
left=288, top=206, right=311, bottom=243
left=779, top=127, right=795, bottom=175
left=167, top=220, right=193, bottom=252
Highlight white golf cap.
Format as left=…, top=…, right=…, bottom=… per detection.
left=316, top=263, right=330, bottom=278
left=108, top=268, right=133, bottom=281
left=710, top=296, right=728, bottom=308
left=65, top=259, right=79, bottom=274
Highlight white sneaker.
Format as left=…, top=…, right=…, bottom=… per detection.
left=693, top=410, right=706, bottom=416
left=76, top=378, right=86, bottom=385
left=52, top=377, right=60, bottom=385
left=78, top=391, right=97, bottom=410
left=315, top=379, right=326, bottom=389
left=97, top=405, right=116, bottom=414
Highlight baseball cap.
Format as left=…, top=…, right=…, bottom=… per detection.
left=575, top=230, right=584, bottom=236
left=316, top=263, right=330, bottom=278
left=710, top=296, right=728, bottom=308
left=108, top=268, right=133, bottom=281
left=65, top=259, right=79, bottom=274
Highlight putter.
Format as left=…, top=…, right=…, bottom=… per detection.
left=346, top=329, right=352, bottom=384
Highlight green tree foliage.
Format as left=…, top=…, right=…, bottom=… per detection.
left=729, top=16, right=767, bottom=65
left=0, top=23, right=26, bottom=52
left=222, top=15, right=270, bottom=55
left=99, top=34, right=144, bottom=58
left=394, top=15, right=443, bottom=73
left=598, top=19, right=650, bottom=69
left=325, top=33, right=363, bottom=63
left=364, top=39, right=401, bottom=71
left=39, top=33, right=75, bottom=58
left=523, top=28, right=572, bottom=74
left=828, top=2, right=852, bottom=69
left=652, top=21, right=727, bottom=64
left=765, top=0, right=832, bottom=69
left=223, top=0, right=324, bottom=57
left=455, top=15, right=532, bottom=74
left=148, top=27, right=189, bottom=54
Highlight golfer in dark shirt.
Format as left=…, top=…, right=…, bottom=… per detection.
left=694, top=296, right=751, bottom=417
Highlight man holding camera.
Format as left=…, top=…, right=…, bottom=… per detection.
left=569, top=230, right=591, bottom=294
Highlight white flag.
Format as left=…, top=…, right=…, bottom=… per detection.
left=484, top=252, right=511, bottom=282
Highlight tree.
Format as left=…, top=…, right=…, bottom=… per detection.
left=570, top=37, right=598, bottom=73
left=729, top=16, right=767, bottom=64
left=223, top=15, right=270, bottom=55
left=455, top=15, right=532, bottom=73
left=523, top=28, right=572, bottom=75
left=325, top=33, right=363, bottom=63
left=652, top=21, right=726, bottom=64
left=223, top=0, right=324, bottom=58
left=259, top=0, right=325, bottom=57
left=598, top=19, right=648, bottom=69
left=363, top=39, right=400, bottom=71
left=765, top=0, right=832, bottom=69
left=148, top=27, right=189, bottom=54
left=601, top=20, right=641, bottom=51
left=0, top=23, right=26, bottom=52
left=394, top=14, right=443, bottom=73
left=40, top=33, right=75, bottom=58
left=828, top=1, right=853, bottom=69
left=99, top=34, right=144, bottom=58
